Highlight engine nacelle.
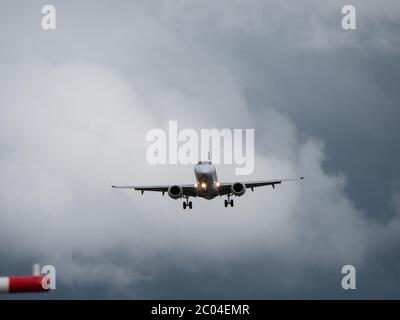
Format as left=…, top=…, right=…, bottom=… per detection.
left=231, top=182, right=246, bottom=196
left=168, top=185, right=183, bottom=199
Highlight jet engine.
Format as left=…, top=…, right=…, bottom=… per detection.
left=231, top=182, right=246, bottom=196
left=168, top=185, right=183, bottom=199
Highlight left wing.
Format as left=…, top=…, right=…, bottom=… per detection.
left=218, top=177, right=304, bottom=195
left=111, top=184, right=197, bottom=197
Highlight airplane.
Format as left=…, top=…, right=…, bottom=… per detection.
left=112, top=155, right=304, bottom=210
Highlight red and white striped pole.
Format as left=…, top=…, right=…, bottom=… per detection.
left=0, top=264, right=49, bottom=293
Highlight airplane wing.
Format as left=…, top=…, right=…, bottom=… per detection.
left=111, top=184, right=197, bottom=197
left=112, top=177, right=304, bottom=198
left=218, top=177, right=304, bottom=195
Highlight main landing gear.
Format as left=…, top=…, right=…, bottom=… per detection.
left=183, top=197, right=193, bottom=210
left=224, top=195, right=234, bottom=207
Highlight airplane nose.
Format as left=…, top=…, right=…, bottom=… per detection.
left=198, top=167, right=207, bottom=174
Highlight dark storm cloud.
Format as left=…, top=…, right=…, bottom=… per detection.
left=1, top=0, right=400, bottom=298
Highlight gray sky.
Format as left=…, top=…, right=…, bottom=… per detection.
left=0, top=0, right=400, bottom=298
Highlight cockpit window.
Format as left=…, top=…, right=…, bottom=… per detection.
left=198, top=161, right=211, bottom=165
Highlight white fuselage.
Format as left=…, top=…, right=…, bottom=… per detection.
left=194, top=161, right=219, bottom=199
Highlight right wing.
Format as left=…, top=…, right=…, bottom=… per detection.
left=218, top=177, right=304, bottom=195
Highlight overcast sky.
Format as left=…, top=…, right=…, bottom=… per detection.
left=0, top=0, right=400, bottom=298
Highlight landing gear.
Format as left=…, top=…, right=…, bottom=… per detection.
left=183, top=197, right=193, bottom=210
left=224, top=195, right=234, bottom=207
